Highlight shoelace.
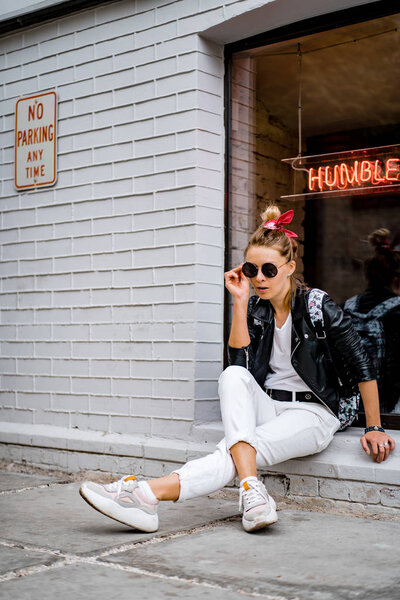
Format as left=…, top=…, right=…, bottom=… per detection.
left=104, top=476, right=136, bottom=496
left=239, top=481, right=268, bottom=512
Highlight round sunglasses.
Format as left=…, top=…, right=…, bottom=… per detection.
left=242, top=260, right=289, bottom=279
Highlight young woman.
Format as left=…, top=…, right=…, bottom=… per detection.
left=80, top=205, right=395, bottom=533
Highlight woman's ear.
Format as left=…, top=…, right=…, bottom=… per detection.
left=288, top=260, right=296, bottom=276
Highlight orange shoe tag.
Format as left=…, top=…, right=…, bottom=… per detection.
left=243, top=481, right=250, bottom=491
left=124, top=475, right=137, bottom=482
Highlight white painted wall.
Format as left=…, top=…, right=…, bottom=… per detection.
left=0, top=0, right=230, bottom=442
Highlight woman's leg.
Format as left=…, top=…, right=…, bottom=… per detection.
left=253, top=401, right=341, bottom=468
left=229, top=442, right=257, bottom=480
left=146, top=369, right=339, bottom=503
left=150, top=365, right=277, bottom=502
left=169, top=438, right=237, bottom=502
left=148, top=473, right=180, bottom=501
left=79, top=365, right=276, bottom=532
left=219, top=365, right=276, bottom=481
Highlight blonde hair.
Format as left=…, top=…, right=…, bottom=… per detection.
left=245, top=204, right=307, bottom=311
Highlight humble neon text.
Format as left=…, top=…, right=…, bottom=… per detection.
left=308, top=158, right=400, bottom=192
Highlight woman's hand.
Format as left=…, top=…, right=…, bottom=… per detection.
left=360, top=430, right=396, bottom=462
left=224, top=264, right=250, bottom=302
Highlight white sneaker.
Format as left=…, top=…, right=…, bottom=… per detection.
left=239, top=478, right=278, bottom=532
left=79, top=475, right=159, bottom=532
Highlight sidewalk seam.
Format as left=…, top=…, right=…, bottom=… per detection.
left=0, top=533, right=293, bottom=600
left=0, top=481, right=71, bottom=496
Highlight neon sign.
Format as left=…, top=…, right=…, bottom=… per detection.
left=281, top=145, right=400, bottom=199
left=308, top=159, right=399, bottom=192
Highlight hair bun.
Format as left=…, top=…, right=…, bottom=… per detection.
left=368, top=228, right=391, bottom=253
left=261, top=204, right=281, bottom=224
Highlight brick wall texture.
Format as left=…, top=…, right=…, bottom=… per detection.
left=0, top=0, right=268, bottom=439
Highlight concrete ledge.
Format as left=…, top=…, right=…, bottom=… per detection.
left=0, top=422, right=206, bottom=478
left=0, top=421, right=399, bottom=511
left=193, top=421, right=400, bottom=485
left=193, top=421, right=400, bottom=514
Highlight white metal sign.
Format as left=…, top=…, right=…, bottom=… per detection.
left=15, top=91, right=57, bottom=190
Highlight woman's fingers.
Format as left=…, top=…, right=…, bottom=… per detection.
left=361, top=433, right=395, bottom=462
left=224, top=265, right=248, bottom=290
left=381, top=437, right=395, bottom=462
left=371, top=440, right=380, bottom=462
left=225, top=271, right=238, bottom=283
left=360, top=436, right=370, bottom=455
left=377, top=443, right=386, bottom=463
left=224, top=265, right=243, bottom=281
left=231, top=264, right=244, bottom=273
left=384, top=445, right=390, bottom=461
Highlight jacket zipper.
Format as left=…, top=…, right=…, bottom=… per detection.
left=290, top=339, right=300, bottom=360
left=243, top=346, right=249, bottom=370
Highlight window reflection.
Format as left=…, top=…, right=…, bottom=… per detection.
left=343, top=228, right=400, bottom=414
left=228, top=14, right=400, bottom=421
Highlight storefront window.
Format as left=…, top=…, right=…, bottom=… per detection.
left=226, top=13, right=400, bottom=427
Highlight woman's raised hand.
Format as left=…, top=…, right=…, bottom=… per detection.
left=224, top=264, right=250, bottom=302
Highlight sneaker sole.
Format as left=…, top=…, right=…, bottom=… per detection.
left=242, top=497, right=278, bottom=532
left=242, top=508, right=278, bottom=532
left=79, top=483, right=158, bottom=532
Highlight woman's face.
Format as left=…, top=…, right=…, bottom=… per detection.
left=245, top=245, right=295, bottom=303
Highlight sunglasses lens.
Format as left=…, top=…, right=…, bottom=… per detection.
left=242, top=262, right=257, bottom=278
left=261, top=263, right=278, bottom=278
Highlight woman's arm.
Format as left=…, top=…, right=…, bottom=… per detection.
left=359, top=380, right=396, bottom=462
left=322, top=295, right=395, bottom=462
left=228, top=299, right=250, bottom=348
left=225, top=265, right=250, bottom=348
left=360, top=379, right=381, bottom=427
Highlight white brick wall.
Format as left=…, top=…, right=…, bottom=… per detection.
left=0, top=0, right=267, bottom=440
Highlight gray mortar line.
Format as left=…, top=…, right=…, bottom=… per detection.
left=0, top=481, right=72, bottom=495
left=94, top=514, right=239, bottom=557
left=0, top=532, right=297, bottom=599
left=0, top=538, right=79, bottom=558
left=89, top=558, right=298, bottom=600
left=0, top=558, right=79, bottom=582
left=0, top=552, right=296, bottom=600
left=0, top=515, right=239, bottom=562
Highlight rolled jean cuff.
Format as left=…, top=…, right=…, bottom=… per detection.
left=226, top=435, right=257, bottom=453
left=170, top=469, right=187, bottom=503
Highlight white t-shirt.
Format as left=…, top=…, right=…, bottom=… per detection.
left=264, top=311, right=312, bottom=392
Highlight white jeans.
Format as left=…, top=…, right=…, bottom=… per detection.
left=173, top=365, right=340, bottom=502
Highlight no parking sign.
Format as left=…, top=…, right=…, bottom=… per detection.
left=15, top=91, right=57, bottom=190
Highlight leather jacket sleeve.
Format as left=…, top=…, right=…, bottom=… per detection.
left=322, top=294, right=376, bottom=383
left=227, top=296, right=258, bottom=370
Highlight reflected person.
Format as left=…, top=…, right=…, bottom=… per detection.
left=344, top=228, right=400, bottom=414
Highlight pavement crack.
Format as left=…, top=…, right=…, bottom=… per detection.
left=0, top=535, right=295, bottom=599
left=0, top=538, right=77, bottom=559
left=0, top=481, right=71, bottom=496
left=94, top=515, right=239, bottom=558
left=93, top=559, right=296, bottom=600
left=0, top=558, right=78, bottom=583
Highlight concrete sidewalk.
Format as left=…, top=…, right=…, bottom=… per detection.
left=0, top=467, right=399, bottom=600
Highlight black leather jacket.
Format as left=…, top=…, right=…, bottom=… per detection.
left=227, top=286, right=376, bottom=418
